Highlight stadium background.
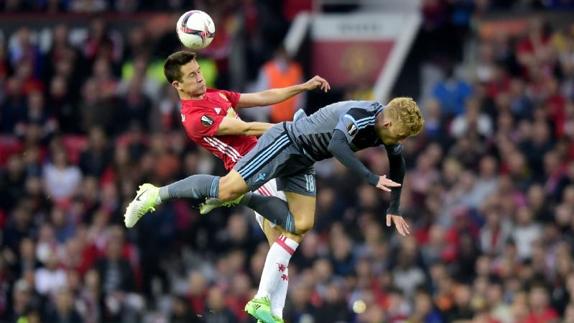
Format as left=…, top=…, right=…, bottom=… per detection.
left=1, top=0, right=574, bottom=322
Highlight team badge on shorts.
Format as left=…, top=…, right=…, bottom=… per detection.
left=256, top=172, right=267, bottom=182
left=201, top=115, right=214, bottom=127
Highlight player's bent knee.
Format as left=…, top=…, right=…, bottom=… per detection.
left=217, top=189, right=242, bottom=201
left=282, top=231, right=304, bottom=243
left=294, top=216, right=314, bottom=235
left=217, top=173, right=248, bottom=201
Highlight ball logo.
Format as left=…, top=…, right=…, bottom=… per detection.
left=201, top=115, right=214, bottom=127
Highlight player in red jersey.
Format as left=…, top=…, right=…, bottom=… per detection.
left=126, top=51, right=330, bottom=323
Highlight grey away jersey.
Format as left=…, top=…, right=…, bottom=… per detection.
left=287, top=100, right=398, bottom=161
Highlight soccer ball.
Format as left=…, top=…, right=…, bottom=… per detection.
left=176, top=10, right=216, bottom=50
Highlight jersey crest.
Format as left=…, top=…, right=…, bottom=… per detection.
left=347, top=122, right=358, bottom=137
left=201, top=115, right=214, bottom=127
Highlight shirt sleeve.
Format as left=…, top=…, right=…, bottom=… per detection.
left=328, top=129, right=379, bottom=186
left=385, top=143, right=406, bottom=215
left=220, top=90, right=241, bottom=108
left=184, top=111, right=226, bottom=137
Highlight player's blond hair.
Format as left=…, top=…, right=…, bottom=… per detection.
left=385, top=97, right=424, bottom=137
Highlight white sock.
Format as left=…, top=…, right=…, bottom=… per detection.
left=271, top=267, right=288, bottom=317
left=255, top=235, right=298, bottom=304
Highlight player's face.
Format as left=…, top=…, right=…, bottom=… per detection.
left=174, top=59, right=206, bottom=98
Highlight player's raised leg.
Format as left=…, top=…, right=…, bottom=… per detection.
left=124, top=171, right=247, bottom=228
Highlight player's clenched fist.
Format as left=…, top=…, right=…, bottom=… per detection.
left=303, top=75, right=331, bottom=92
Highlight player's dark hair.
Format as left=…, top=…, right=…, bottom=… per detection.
left=164, top=51, right=197, bottom=83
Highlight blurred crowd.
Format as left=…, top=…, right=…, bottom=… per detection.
left=2, top=1, right=574, bottom=323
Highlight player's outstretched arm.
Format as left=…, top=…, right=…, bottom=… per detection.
left=236, top=75, right=331, bottom=109
left=216, top=117, right=273, bottom=136
left=328, top=130, right=410, bottom=235
left=384, top=144, right=410, bottom=236
left=328, top=130, right=401, bottom=189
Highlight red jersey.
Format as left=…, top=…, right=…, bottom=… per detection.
left=180, top=88, right=258, bottom=170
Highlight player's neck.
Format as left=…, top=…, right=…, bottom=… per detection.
left=375, top=114, right=390, bottom=142
left=179, top=92, right=205, bottom=100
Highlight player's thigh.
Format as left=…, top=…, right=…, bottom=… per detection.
left=275, top=168, right=316, bottom=235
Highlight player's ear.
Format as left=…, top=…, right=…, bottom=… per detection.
left=383, top=120, right=392, bottom=128
left=171, top=80, right=181, bottom=91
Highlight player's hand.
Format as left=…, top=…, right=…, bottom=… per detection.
left=303, top=75, right=331, bottom=92
left=386, top=214, right=410, bottom=236
left=376, top=175, right=401, bottom=192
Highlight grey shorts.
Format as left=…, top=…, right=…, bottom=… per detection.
left=234, top=123, right=316, bottom=196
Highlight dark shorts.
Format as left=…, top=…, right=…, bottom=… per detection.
left=234, top=123, right=316, bottom=196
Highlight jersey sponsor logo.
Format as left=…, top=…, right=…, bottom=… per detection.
left=201, top=115, right=214, bottom=127
left=347, top=122, right=358, bottom=137
left=214, top=107, right=222, bottom=114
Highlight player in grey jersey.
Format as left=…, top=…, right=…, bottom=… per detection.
left=124, top=97, right=423, bottom=322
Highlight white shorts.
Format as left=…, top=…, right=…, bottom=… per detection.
left=253, top=178, right=286, bottom=231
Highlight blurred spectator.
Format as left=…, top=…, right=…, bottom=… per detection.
left=450, top=97, right=493, bottom=139
left=95, top=233, right=135, bottom=295
left=79, top=128, right=112, bottom=179
left=34, top=249, right=67, bottom=295
left=44, top=287, right=83, bottom=322
left=48, top=75, right=79, bottom=133
left=83, top=18, right=122, bottom=64
left=5, top=279, right=40, bottom=322
left=409, top=290, right=443, bottom=323
left=432, top=64, right=472, bottom=117
left=250, top=46, right=304, bottom=122
left=43, top=148, right=82, bottom=202
left=15, top=90, right=57, bottom=140
left=512, top=207, right=542, bottom=260
left=170, top=295, right=199, bottom=323
left=1, top=77, right=24, bottom=132
left=203, top=286, right=237, bottom=322
left=525, top=283, right=559, bottom=323
left=117, top=74, right=152, bottom=130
